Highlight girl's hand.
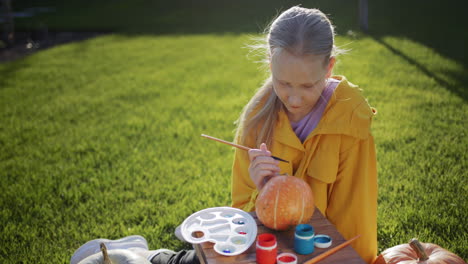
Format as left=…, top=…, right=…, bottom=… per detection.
left=248, top=143, right=281, bottom=190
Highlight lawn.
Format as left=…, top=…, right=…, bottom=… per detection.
left=1, top=0, right=467, bottom=262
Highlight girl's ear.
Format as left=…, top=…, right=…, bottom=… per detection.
left=325, top=56, right=336, bottom=78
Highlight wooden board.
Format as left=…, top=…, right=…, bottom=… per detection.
left=194, top=207, right=366, bottom=264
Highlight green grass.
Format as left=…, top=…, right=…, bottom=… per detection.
left=2, top=0, right=467, bottom=262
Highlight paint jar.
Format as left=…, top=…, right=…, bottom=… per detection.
left=256, top=233, right=277, bottom=264
left=294, top=224, right=315, bottom=255
left=277, top=252, right=298, bottom=264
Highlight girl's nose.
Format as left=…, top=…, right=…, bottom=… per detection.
left=288, top=95, right=301, bottom=106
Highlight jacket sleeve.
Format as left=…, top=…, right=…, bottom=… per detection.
left=231, top=147, right=258, bottom=212
left=326, top=134, right=378, bottom=264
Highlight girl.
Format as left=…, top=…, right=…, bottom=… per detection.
left=231, top=6, right=378, bottom=264
left=72, top=6, right=377, bottom=264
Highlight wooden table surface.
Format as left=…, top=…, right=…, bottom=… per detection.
left=193, top=207, right=366, bottom=264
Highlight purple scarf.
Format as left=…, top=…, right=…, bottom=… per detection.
left=290, top=79, right=339, bottom=142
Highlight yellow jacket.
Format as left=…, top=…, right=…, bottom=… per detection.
left=231, top=76, right=377, bottom=264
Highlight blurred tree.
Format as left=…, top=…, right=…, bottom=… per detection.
left=1, top=0, right=14, bottom=48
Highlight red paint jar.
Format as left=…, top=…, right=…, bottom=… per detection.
left=256, top=233, right=277, bottom=264
left=279, top=255, right=295, bottom=262
left=277, top=253, right=298, bottom=264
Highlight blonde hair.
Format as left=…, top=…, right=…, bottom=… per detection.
left=235, top=6, right=339, bottom=147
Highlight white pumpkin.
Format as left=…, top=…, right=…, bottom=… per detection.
left=77, top=243, right=151, bottom=264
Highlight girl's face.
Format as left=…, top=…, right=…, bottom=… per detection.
left=271, top=49, right=335, bottom=123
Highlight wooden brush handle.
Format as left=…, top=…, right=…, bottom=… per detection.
left=201, top=134, right=289, bottom=163
left=304, top=235, right=361, bottom=264
left=201, top=134, right=251, bottom=151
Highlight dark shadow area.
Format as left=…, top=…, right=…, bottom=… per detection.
left=0, top=30, right=106, bottom=62
left=1, top=0, right=360, bottom=78
left=3, top=0, right=468, bottom=101
left=6, top=0, right=467, bottom=65
left=372, top=36, right=468, bottom=101
left=368, top=0, right=468, bottom=68
left=367, top=0, right=468, bottom=101
left=9, top=0, right=361, bottom=35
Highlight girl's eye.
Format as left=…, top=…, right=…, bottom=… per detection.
left=277, top=81, right=288, bottom=87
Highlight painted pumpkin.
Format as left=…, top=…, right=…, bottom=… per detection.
left=374, top=238, right=466, bottom=264
left=255, top=175, right=314, bottom=231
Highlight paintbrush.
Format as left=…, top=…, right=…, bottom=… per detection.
left=201, top=134, right=289, bottom=163
left=304, top=234, right=361, bottom=264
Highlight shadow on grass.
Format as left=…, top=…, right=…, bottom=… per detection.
left=368, top=0, right=468, bottom=67
left=371, top=36, right=468, bottom=101
left=366, top=0, right=468, bottom=101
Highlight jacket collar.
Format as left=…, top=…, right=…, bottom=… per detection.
left=309, top=75, right=375, bottom=140
left=274, top=108, right=305, bottom=151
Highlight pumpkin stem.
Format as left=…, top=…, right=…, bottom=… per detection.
left=100, top=242, right=114, bottom=264
left=409, top=238, right=429, bottom=261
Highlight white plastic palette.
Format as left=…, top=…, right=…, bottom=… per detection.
left=180, top=207, right=257, bottom=256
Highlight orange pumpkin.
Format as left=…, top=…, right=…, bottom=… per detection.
left=255, top=175, right=314, bottom=231
left=374, top=238, right=466, bottom=264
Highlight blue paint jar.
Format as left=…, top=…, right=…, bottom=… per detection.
left=294, top=224, right=315, bottom=255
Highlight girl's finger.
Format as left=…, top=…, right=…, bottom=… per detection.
left=248, top=143, right=272, bottom=161
left=248, top=149, right=271, bottom=160
left=251, top=156, right=279, bottom=166
left=249, top=162, right=280, bottom=188
left=252, top=170, right=278, bottom=188
left=252, top=162, right=280, bottom=171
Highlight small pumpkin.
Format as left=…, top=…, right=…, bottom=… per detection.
left=255, top=175, right=314, bottom=231
left=374, top=238, right=466, bottom=264
left=77, top=243, right=151, bottom=264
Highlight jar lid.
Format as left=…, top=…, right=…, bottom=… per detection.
left=314, top=235, right=332, bottom=248
left=257, top=233, right=277, bottom=247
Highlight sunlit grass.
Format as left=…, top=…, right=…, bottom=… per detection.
left=2, top=0, right=468, bottom=261
left=1, top=32, right=466, bottom=262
